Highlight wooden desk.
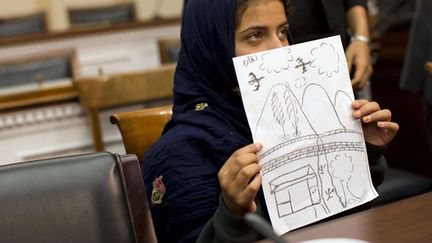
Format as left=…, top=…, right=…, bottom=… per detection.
left=258, top=192, right=432, bottom=243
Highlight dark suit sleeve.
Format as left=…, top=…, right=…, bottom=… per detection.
left=399, top=0, right=432, bottom=97
left=197, top=195, right=262, bottom=243
left=366, top=143, right=388, bottom=188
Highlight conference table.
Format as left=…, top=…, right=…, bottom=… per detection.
left=258, top=192, right=432, bottom=243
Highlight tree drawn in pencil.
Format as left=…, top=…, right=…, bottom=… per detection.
left=284, top=87, right=301, bottom=138
left=270, top=85, right=303, bottom=139
left=271, top=91, right=286, bottom=137
left=330, top=153, right=361, bottom=207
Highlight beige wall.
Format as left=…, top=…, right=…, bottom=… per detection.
left=0, top=0, right=183, bottom=31
left=0, top=0, right=41, bottom=16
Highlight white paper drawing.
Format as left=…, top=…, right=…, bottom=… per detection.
left=232, top=36, right=378, bottom=235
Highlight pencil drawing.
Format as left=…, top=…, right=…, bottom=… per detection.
left=232, top=36, right=377, bottom=232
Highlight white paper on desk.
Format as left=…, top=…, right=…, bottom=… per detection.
left=233, top=36, right=378, bottom=235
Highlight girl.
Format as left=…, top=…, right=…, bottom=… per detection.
left=143, top=1, right=398, bottom=242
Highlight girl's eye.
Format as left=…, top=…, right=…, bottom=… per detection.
left=278, top=26, right=289, bottom=39
left=247, top=32, right=263, bottom=42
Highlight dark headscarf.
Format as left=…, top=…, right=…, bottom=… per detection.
left=165, top=0, right=252, bottom=145
left=143, top=1, right=253, bottom=241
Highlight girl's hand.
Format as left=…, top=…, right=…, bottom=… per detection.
left=352, top=99, right=399, bottom=146
left=218, top=143, right=263, bottom=216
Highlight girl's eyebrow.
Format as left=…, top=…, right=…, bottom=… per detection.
left=238, top=26, right=267, bottom=35
left=238, top=20, right=289, bottom=35
left=278, top=21, right=289, bottom=28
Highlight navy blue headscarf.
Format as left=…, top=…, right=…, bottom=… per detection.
left=143, top=1, right=267, bottom=242
left=165, top=0, right=252, bottom=144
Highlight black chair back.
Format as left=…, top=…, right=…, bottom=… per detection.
left=0, top=152, right=156, bottom=243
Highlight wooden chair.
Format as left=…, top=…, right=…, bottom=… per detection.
left=0, top=12, right=47, bottom=38
left=74, top=64, right=175, bottom=151
left=110, top=105, right=172, bottom=161
left=68, top=2, right=136, bottom=29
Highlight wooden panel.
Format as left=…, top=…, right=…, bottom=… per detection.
left=75, top=63, right=175, bottom=108
left=75, top=64, right=175, bottom=151
left=0, top=86, right=77, bottom=111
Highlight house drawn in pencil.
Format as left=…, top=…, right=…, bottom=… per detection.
left=270, top=165, right=320, bottom=217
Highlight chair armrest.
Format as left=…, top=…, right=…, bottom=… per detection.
left=120, top=154, right=157, bottom=243
left=110, top=105, right=172, bottom=161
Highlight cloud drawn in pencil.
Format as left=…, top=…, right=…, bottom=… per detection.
left=259, top=47, right=293, bottom=74
left=310, top=43, right=340, bottom=78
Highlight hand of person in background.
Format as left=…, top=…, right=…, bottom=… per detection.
left=346, top=41, right=373, bottom=90
left=218, top=143, right=263, bottom=216
left=352, top=99, right=399, bottom=146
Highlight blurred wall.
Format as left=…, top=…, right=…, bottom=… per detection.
left=0, top=0, right=41, bottom=16
left=0, top=0, right=183, bottom=31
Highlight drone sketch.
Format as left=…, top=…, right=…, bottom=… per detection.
left=233, top=36, right=377, bottom=234
left=248, top=72, right=264, bottom=91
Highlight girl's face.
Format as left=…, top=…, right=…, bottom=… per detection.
left=235, top=0, right=289, bottom=57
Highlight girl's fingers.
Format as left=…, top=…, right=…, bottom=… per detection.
left=242, top=173, right=262, bottom=212
left=352, top=99, right=369, bottom=109
left=234, top=143, right=263, bottom=156
left=234, top=163, right=261, bottom=189
left=377, top=121, right=400, bottom=132
left=362, top=109, right=392, bottom=123
left=243, top=173, right=262, bottom=199
left=353, top=101, right=380, bottom=118
left=220, top=143, right=262, bottom=181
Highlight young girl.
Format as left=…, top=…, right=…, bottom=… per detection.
left=142, top=1, right=399, bottom=242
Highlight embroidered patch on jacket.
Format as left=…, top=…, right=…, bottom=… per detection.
left=195, top=102, right=208, bottom=111
left=151, top=176, right=165, bottom=205
left=233, top=86, right=241, bottom=96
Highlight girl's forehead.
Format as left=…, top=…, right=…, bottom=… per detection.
left=237, top=0, right=287, bottom=29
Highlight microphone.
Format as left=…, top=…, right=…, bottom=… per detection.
left=244, top=213, right=288, bottom=243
